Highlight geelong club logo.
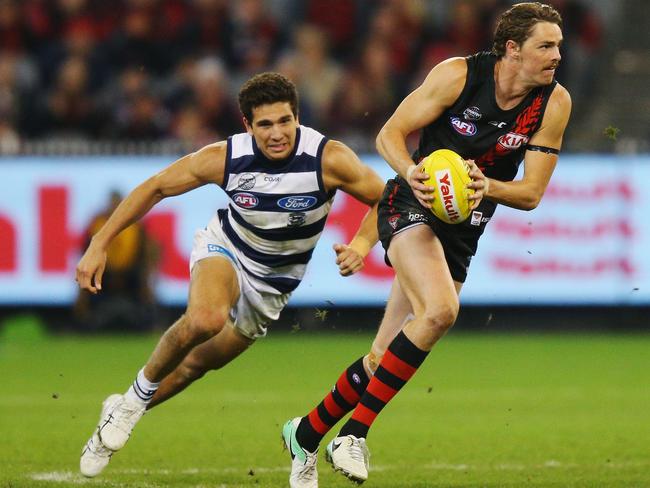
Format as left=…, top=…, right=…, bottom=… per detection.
left=287, top=212, right=306, bottom=227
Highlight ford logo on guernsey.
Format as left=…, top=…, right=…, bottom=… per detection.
left=450, top=117, right=477, bottom=136
left=233, top=192, right=259, bottom=208
left=277, top=196, right=318, bottom=210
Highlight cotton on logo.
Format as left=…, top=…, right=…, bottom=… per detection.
left=498, top=132, right=529, bottom=150
left=233, top=192, right=259, bottom=208
left=450, top=117, right=477, bottom=136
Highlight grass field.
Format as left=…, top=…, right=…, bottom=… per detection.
left=1, top=328, right=649, bottom=487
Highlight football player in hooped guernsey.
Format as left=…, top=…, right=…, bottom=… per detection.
left=283, top=2, right=571, bottom=486
left=75, top=72, right=385, bottom=479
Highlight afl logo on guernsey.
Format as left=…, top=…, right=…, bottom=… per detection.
left=497, top=132, right=529, bottom=150
left=233, top=192, right=259, bottom=208
left=277, top=196, right=317, bottom=210
left=450, top=117, right=477, bottom=136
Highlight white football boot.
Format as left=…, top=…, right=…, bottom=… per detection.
left=80, top=430, right=113, bottom=477
left=97, top=393, right=146, bottom=451
left=79, top=394, right=121, bottom=477
left=282, top=418, right=319, bottom=488
left=325, top=435, right=370, bottom=484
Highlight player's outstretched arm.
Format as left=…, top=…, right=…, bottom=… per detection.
left=484, top=85, right=572, bottom=210
left=322, top=140, right=385, bottom=276
left=75, top=142, right=227, bottom=293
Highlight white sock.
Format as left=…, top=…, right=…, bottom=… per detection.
left=124, top=367, right=160, bottom=405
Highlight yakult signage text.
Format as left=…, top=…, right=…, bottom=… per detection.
left=0, top=155, right=648, bottom=305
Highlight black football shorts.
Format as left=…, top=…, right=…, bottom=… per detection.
left=377, top=176, right=489, bottom=283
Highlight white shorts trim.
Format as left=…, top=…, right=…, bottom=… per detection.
left=393, top=221, right=428, bottom=237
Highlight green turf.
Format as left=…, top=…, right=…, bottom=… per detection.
left=1, top=330, right=649, bottom=487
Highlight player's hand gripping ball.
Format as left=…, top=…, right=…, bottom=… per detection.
left=420, top=149, right=475, bottom=224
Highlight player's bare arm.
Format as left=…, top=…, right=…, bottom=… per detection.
left=376, top=57, right=467, bottom=206
left=480, top=84, right=571, bottom=210
left=76, top=142, right=227, bottom=293
left=322, top=140, right=385, bottom=276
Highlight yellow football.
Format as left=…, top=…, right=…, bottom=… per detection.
left=420, top=149, right=474, bottom=224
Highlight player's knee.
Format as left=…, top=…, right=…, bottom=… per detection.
left=421, top=301, right=458, bottom=335
left=185, top=307, right=229, bottom=342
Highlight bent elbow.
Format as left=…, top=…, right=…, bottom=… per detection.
left=375, top=127, right=388, bottom=154
left=522, top=195, right=542, bottom=211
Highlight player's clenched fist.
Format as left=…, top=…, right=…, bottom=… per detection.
left=333, top=243, right=364, bottom=276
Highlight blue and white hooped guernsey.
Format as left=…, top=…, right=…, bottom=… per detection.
left=209, top=125, right=334, bottom=295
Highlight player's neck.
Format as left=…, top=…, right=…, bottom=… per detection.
left=493, top=59, right=533, bottom=111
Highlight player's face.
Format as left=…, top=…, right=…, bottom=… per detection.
left=245, top=102, right=298, bottom=161
left=517, top=21, right=563, bottom=86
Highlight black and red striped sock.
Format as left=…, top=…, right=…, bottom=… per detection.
left=295, top=357, right=369, bottom=452
left=339, top=331, right=428, bottom=439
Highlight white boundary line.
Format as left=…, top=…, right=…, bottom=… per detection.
left=29, top=460, right=650, bottom=484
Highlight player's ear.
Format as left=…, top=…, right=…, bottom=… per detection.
left=505, top=39, right=520, bottom=59
left=242, top=116, right=253, bottom=134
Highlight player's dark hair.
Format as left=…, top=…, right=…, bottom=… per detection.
left=492, top=2, right=562, bottom=58
left=238, top=72, right=299, bottom=122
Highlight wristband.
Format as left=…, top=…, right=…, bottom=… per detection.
left=405, top=164, right=417, bottom=181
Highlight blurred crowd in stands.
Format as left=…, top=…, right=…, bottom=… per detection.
left=0, top=0, right=602, bottom=154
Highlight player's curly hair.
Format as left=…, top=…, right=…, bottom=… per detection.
left=492, top=2, right=562, bottom=58
left=238, top=72, right=299, bottom=122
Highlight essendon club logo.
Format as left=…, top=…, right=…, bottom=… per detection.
left=497, top=132, right=529, bottom=151
left=232, top=192, right=259, bottom=208
left=450, top=117, right=477, bottom=136
left=388, top=214, right=401, bottom=230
